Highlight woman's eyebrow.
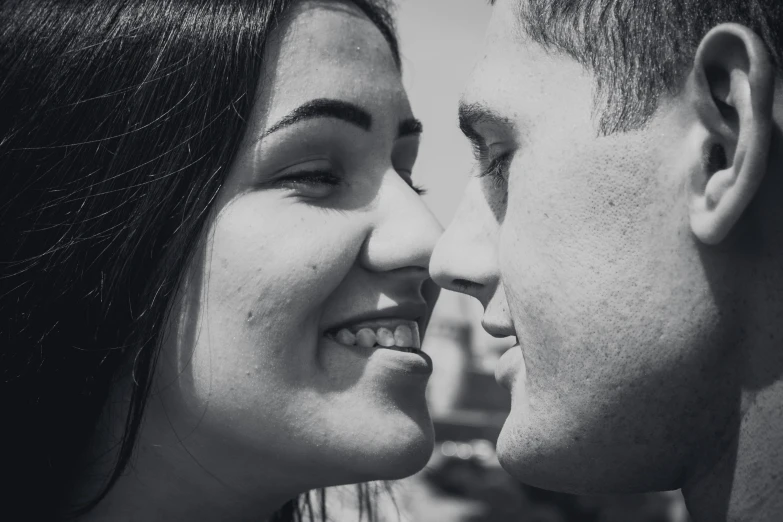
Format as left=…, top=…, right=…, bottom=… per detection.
left=260, top=98, right=372, bottom=140
left=398, top=118, right=423, bottom=138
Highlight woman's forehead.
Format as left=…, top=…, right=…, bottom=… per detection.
left=256, top=1, right=407, bottom=134
left=272, top=2, right=396, bottom=80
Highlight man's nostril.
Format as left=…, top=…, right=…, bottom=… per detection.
left=453, top=278, right=480, bottom=294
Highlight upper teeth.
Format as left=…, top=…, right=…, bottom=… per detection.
left=332, top=323, right=421, bottom=350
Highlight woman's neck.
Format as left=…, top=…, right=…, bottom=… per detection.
left=69, top=393, right=299, bottom=522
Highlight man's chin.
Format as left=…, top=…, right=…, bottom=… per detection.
left=496, top=409, right=604, bottom=493
left=495, top=414, right=682, bottom=495
left=495, top=425, right=591, bottom=494
left=494, top=409, right=537, bottom=483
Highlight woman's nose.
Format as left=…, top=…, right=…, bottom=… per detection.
left=358, top=172, right=443, bottom=276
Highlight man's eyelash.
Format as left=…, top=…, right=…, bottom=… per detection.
left=478, top=152, right=512, bottom=188
left=469, top=140, right=485, bottom=164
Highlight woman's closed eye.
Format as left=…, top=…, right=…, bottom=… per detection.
left=274, top=170, right=341, bottom=196
left=267, top=159, right=343, bottom=199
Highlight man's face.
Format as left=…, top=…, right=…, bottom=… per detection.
left=431, top=0, right=743, bottom=494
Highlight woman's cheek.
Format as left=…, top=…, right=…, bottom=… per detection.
left=206, top=198, right=366, bottom=340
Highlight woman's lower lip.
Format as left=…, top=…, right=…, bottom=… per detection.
left=495, top=344, right=524, bottom=390
left=323, top=337, right=433, bottom=376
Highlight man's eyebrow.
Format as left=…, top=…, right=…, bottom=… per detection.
left=398, top=118, right=423, bottom=138
left=458, top=101, right=510, bottom=146
left=261, top=99, right=372, bottom=139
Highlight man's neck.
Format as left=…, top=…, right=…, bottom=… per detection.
left=684, top=379, right=783, bottom=522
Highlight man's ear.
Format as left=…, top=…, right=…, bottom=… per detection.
left=687, top=23, right=775, bottom=245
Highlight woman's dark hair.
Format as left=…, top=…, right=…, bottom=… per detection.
left=0, top=0, right=399, bottom=520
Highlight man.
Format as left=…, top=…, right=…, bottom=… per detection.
left=430, top=1, right=783, bottom=520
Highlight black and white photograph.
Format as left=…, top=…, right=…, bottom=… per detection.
left=2, top=0, right=781, bottom=520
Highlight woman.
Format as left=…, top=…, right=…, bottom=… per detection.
left=0, top=0, right=442, bottom=520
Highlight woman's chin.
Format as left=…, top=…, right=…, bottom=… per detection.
left=378, top=429, right=435, bottom=480
left=336, top=416, right=435, bottom=483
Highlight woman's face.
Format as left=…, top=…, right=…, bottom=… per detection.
left=157, top=0, right=442, bottom=495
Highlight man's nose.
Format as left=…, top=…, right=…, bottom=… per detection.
left=430, top=179, right=499, bottom=307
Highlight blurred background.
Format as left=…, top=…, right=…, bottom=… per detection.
left=324, top=1, right=691, bottom=520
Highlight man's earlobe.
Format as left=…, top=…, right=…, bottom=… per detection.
left=687, top=23, right=775, bottom=245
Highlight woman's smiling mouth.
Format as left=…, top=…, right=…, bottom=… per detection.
left=325, top=319, right=422, bottom=353
left=321, top=310, right=433, bottom=375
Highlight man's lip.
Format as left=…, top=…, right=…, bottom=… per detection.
left=480, top=320, right=515, bottom=339
left=322, top=302, right=430, bottom=335
left=495, top=342, right=524, bottom=390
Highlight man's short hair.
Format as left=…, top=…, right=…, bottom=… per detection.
left=504, top=0, right=783, bottom=134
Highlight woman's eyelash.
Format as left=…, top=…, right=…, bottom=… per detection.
left=411, top=184, right=427, bottom=196
left=276, top=170, right=341, bottom=187
left=397, top=169, right=427, bottom=196
left=276, top=170, right=426, bottom=196
left=478, top=151, right=512, bottom=188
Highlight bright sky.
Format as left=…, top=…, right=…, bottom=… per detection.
left=395, top=0, right=493, bottom=226
left=395, top=1, right=509, bottom=352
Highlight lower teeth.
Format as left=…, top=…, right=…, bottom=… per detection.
left=376, top=345, right=417, bottom=353
left=327, top=334, right=418, bottom=352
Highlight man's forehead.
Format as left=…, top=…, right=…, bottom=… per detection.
left=484, top=0, right=525, bottom=44
left=460, top=10, right=596, bottom=143
left=462, top=36, right=560, bottom=113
